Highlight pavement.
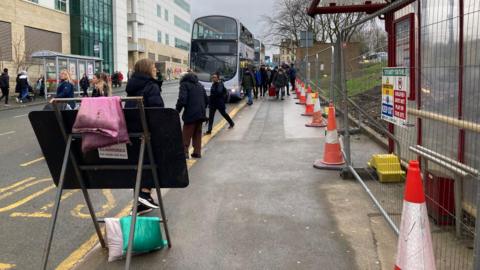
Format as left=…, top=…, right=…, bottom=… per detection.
left=0, top=81, right=241, bottom=270
left=72, top=96, right=397, bottom=270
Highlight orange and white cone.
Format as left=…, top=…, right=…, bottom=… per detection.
left=313, top=103, right=345, bottom=169
left=302, top=93, right=315, bottom=116
left=296, top=85, right=306, bottom=105
left=306, top=86, right=312, bottom=94
left=306, top=97, right=327, bottom=127
left=395, top=160, right=436, bottom=270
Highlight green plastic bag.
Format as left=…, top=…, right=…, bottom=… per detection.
left=120, top=216, right=167, bottom=254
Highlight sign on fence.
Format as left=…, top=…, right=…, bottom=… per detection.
left=381, top=67, right=409, bottom=127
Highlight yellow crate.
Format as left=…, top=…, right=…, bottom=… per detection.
left=368, top=154, right=405, bottom=183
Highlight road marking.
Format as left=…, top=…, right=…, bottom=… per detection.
left=13, top=114, right=28, bottom=118
left=0, top=178, right=51, bottom=201
left=0, top=185, right=54, bottom=213
left=20, top=157, right=45, bottom=167
left=71, top=189, right=116, bottom=219
left=55, top=102, right=247, bottom=269
left=10, top=190, right=77, bottom=218
left=0, top=177, right=36, bottom=193
left=0, top=263, right=16, bottom=269
left=0, top=131, right=15, bottom=137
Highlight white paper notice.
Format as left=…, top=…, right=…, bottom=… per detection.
left=98, top=144, right=128, bottom=160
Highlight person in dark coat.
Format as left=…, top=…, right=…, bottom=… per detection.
left=273, top=68, right=288, bottom=100
left=125, top=58, right=165, bottom=215
left=260, top=66, right=268, bottom=97
left=55, top=69, right=75, bottom=108
left=125, top=59, right=164, bottom=108
left=176, top=72, right=208, bottom=159
left=16, top=71, right=31, bottom=103
left=79, top=73, right=90, bottom=97
left=206, top=72, right=234, bottom=135
left=0, top=68, right=10, bottom=105
left=241, top=68, right=256, bottom=105
left=289, top=64, right=297, bottom=95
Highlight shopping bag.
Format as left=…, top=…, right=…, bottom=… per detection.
left=268, top=86, right=276, bottom=97
left=120, top=216, right=167, bottom=254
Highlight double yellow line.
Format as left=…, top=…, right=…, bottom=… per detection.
left=55, top=102, right=246, bottom=270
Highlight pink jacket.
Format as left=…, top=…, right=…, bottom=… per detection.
left=73, top=97, right=130, bottom=153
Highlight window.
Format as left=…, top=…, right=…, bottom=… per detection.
left=55, top=0, right=67, bottom=12
left=174, top=15, right=190, bottom=33
left=175, top=37, right=190, bottom=51
left=156, top=5, right=161, bottom=17
left=174, top=0, right=190, bottom=13
left=165, top=33, right=170, bottom=45
left=148, top=53, right=156, bottom=61
left=157, top=31, right=162, bottom=43
left=0, top=21, right=12, bottom=61
left=164, top=9, right=169, bottom=21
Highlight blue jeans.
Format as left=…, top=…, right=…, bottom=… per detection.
left=20, top=88, right=29, bottom=102
left=246, top=88, right=253, bottom=105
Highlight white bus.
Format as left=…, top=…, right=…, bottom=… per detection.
left=190, top=15, right=255, bottom=101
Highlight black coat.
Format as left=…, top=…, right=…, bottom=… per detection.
left=176, top=73, right=208, bottom=124
left=125, top=73, right=164, bottom=108
left=79, top=76, right=89, bottom=90
left=0, top=72, right=9, bottom=90
left=209, top=81, right=227, bottom=110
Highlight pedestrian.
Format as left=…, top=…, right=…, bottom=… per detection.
left=273, top=68, right=288, bottom=100
left=206, top=72, right=234, bottom=135
left=241, top=68, right=256, bottom=106
left=156, top=69, right=164, bottom=89
left=56, top=69, right=75, bottom=109
left=91, top=72, right=111, bottom=97
left=118, top=71, right=124, bottom=87
left=254, top=67, right=262, bottom=99
left=289, top=64, right=297, bottom=94
left=284, top=65, right=291, bottom=96
left=270, top=67, right=278, bottom=89
left=16, top=71, right=30, bottom=104
left=35, top=75, right=45, bottom=97
left=125, top=58, right=165, bottom=215
left=266, top=67, right=272, bottom=88
left=112, top=72, right=119, bottom=88
left=79, top=73, right=90, bottom=97
left=176, top=71, right=208, bottom=159
left=260, top=65, right=268, bottom=97
left=167, top=68, right=172, bottom=81
left=0, top=68, right=10, bottom=106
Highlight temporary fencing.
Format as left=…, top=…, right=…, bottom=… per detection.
left=297, top=0, right=480, bottom=269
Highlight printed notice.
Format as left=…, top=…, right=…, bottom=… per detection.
left=381, top=67, right=409, bottom=127
left=98, top=144, right=128, bottom=160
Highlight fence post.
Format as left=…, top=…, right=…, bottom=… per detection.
left=474, top=177, right=480, bottom=269
left=330, top=46, right=335, bottom=103
left=338, top=32, right=351, bottom=167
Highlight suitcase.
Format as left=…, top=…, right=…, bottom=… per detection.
left=268, top=86, right=276, bottom=97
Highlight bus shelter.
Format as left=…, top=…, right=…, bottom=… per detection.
left=31, top=50, right=103, bottom=99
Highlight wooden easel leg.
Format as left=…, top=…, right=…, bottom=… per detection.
left=41, top=136, right=72, bottom=270
left=125, top=138, right=146, bottom=270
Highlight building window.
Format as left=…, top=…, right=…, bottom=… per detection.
left=175, top=37, right=190, bottom=51
left=55, top=0, right=67, bottom=12
left=164, top=9, right=169, bottom=21
left=172, top=57, right=182, bottom=64
left=156, top=5, right=161, bottom=17
left=0, top=21, right=12, bottom=61
left=157, top=31, right=162, bottom=43
left=174, top=0, right=190, bottom=13
left=148, top=53, right=156, bottom=61
left=165, top=33, right=169, bottom=45
left=174, top=15, right=190, bottom=33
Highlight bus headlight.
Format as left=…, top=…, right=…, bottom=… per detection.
left=230, top=89, right=236, bottom=93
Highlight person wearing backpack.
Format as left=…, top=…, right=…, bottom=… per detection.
left=206, top=72, right=234, bottom=135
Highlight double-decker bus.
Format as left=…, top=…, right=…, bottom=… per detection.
left=190, top=15, right=255, bottom=101
left=254, top=39, right=265, bottom=66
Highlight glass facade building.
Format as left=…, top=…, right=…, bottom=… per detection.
left=70, top=0, right=114, bottom=73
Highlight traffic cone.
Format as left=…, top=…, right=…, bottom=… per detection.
left=296, top=86, right=306, bottom=105
left=395, top=160, right=436, bottom=270
left=302, top=93, right=315, bottom=116
left=313, top=103, right=345, bottom=170
left=306, top=97, right=327, bottom=127
left=306, top=86, right=312, bottom=94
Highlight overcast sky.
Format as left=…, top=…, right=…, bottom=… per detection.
left=191, top=0, right=277, bottom=55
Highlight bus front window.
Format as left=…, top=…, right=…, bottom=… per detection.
left=191, top=54, right=237, bottom=82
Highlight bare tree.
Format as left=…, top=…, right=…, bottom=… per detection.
left=12, top=35, right=34, bottom=73
left=261, top=0, right=365, bottom=45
